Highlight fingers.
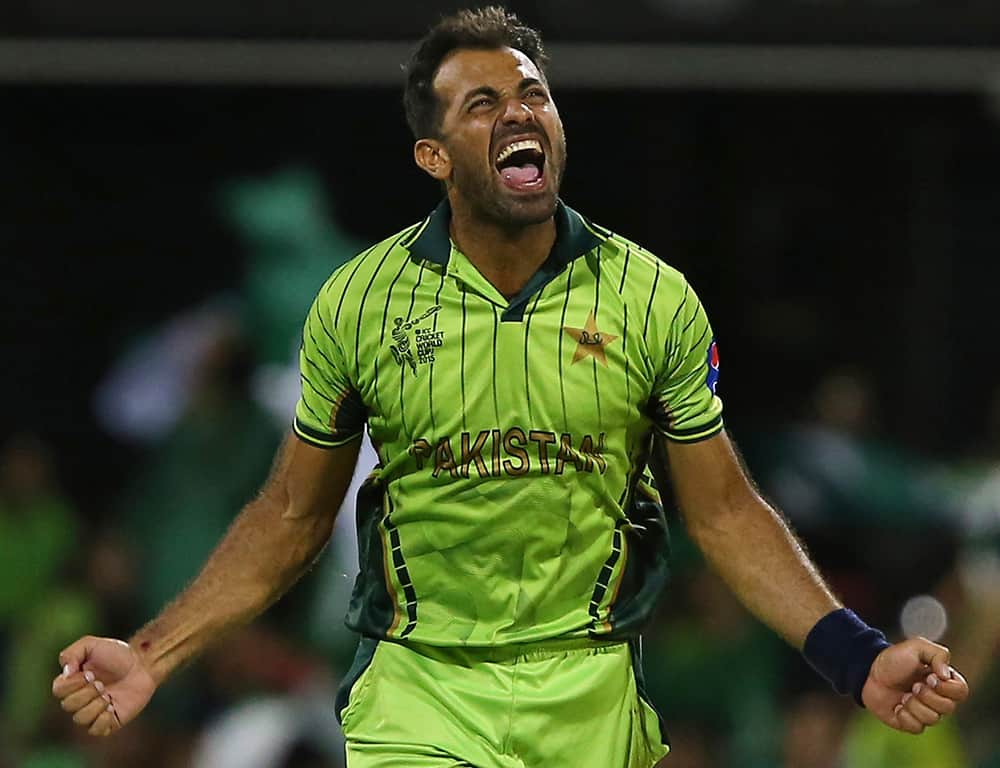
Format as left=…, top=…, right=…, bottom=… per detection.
left=58, top=635, right=98, bottom=678
left=51, top=671, right=91, bottom=698
left=57, top=681, right=98, bottom=713
left=60, top=679, right=108, bottom=714
left=870, top=639, right=969, bottom=735
left=933, top=668, right=970, bottom=703
left=88, top=706, right=119, bottom=737
left=53, top=667, right=117, bottom=737
left=902, top=691, right=940, bottom=726
left=910, top=681, right=957, bottom=717
left=892, top=666, right=969, bottom=734
left=894, top=704, right=926, bottom=734
left=71, top=690, right=111, bottom=727
left=913, top=638, right=952, bottom=682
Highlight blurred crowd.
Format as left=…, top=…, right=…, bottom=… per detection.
left=1, top=167, right=998, bottom=768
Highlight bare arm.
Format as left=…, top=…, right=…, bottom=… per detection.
left=661, top=429, right=969, bottom=732
left=53, top=433, right=361, bottom=735
left=661, top=429, right=838, bottom=647
left=131, top=433, right=361, bottom=684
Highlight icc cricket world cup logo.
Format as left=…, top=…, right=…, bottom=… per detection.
left=390, top=305, right=443, bottom=375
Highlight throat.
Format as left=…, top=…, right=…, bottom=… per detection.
left=465, top=254, right=543, bottom=300
left=448, top=208, right=557, bottom=300
left=487, top=268, right=536, bottom=300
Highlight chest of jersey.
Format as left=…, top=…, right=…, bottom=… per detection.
left=353, top=259, right=656, bottom=476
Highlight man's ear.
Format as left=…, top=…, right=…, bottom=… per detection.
left=414, top=139, right=451, bottom=181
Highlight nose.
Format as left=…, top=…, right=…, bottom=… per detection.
left=500, top=97, right=535, bottom=125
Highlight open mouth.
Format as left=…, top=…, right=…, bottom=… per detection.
left=494, top=138, right=546, bottom=192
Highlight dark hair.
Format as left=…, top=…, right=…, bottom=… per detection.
left=403, top=6, right=548, bottom=139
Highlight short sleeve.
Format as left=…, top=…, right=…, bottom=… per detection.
left=293, top=290, right=367, bottom=448
left=648, top=281, right=724, bottom=443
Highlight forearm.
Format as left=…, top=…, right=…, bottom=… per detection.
left=129, top=490, right=332, bottom=685
left=666, top=432, right=910, bottom=708
left=685, top=489, right=839, bottom=648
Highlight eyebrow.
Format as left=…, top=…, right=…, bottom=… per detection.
left=460, top=78, right=546, bottom=106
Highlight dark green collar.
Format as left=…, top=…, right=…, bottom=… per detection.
left=405, top=197, right=601, bottom=272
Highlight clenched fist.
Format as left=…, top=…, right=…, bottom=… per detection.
left=862, top=637, right=970, bottom=734
left=51, top=635, right=157, bottom=736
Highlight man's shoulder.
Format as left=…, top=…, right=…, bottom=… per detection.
left=320, top=220, right=425, bottom=291
left=582, top=217, right=687, bottom=294
left=306, top=220, right=425, bottom=325
left=349, top=220, right=426, bottom=274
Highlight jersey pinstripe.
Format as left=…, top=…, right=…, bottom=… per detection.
left=294, top=199, right=723, bottom=646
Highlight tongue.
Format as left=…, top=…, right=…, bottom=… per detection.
left=501, top=163, right=541, bottom=185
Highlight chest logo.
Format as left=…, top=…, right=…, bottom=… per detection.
left=390, top=304, right=444, bottom=374
left=562, top=311, right=618, bottom=367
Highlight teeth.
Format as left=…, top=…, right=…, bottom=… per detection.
left=495, top=139, right=542, bottom=165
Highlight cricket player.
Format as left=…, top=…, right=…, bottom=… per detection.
left=53, top=7, right=969, bottom=766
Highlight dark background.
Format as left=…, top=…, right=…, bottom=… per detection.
left=4, top=0, right=1000, bottom=45
left=3, top=84, right=998, bottom=515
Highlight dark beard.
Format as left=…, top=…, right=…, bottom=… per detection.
left=450, top=142, right=566, bottom=229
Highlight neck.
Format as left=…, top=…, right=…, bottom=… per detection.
left=448, top=196, right=557, bottom=299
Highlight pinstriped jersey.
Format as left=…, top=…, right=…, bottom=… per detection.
left=294, top=199, right=723, bottom=646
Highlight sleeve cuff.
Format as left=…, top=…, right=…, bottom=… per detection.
left=293, top=418, right=364, bottom=449
left=659, top=415, right=724, bottom=444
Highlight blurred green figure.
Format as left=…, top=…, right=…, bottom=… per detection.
left=219, top=165, right=363, bottom=369
left=842, top=709, right=968, bottom=768
left=0, top=435, right=96, bottom=763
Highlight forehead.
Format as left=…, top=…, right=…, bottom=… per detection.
left=433, top=46, right=544, bottom=106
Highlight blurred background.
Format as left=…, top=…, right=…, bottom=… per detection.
left=2, top=1, right=1000, bottom=766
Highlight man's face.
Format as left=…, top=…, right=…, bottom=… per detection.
left=421, top=46, right=566, bottom=227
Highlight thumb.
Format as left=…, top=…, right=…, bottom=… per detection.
left=914, top=638, right=953, bottom=682
left=58, top=635, right=98, bottom=678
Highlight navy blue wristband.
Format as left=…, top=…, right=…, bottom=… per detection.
left=803, top=608, right=891, bottom=707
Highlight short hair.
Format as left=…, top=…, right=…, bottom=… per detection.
left=403, top=6, right=549, bottom=140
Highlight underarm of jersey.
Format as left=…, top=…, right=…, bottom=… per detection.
left=647, top=397, right=723, bottom=443
left=294, top=382, right=367, bottom=449
left=657, top=414, right=723, bottom=443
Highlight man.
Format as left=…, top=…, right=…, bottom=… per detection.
left=52, top=8, right=968, bottom=767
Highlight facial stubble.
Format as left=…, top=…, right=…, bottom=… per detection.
left=448, top=129, right=567, bottom=229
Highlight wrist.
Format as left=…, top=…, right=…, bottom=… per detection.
left=802, top=607, right=891, bottom=706
left=127, top=634, right=172, bottom=687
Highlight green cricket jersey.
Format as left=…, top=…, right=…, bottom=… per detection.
left=294, top=199, right=723, bottom=647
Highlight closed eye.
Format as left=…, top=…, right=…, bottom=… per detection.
left=471, top=98, right=493, bottom=112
